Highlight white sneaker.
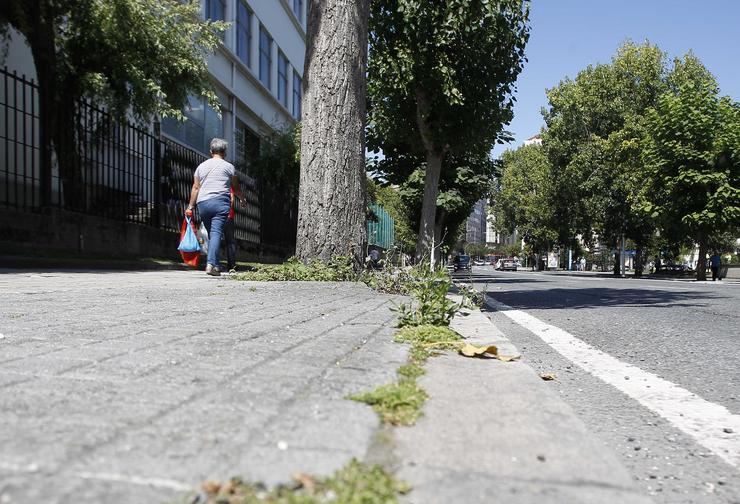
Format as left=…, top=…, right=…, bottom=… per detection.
left=205, top=264, right=221, bottom=277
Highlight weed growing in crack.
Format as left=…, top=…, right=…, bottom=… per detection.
left=188, top=458, right=409, bottom=503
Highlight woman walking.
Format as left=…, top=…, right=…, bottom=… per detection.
left=186, top=138, right=240, bottom=276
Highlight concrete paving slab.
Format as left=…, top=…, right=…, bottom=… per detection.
left=0, top=271, right=406, bottom=503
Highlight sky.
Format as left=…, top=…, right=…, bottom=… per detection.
left=495, top=0, right=740, bottom=156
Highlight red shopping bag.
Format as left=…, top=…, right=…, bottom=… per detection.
left=179, top=216, right=200, bottom=267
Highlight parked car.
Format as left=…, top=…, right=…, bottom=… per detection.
left=499, top=259, right=518, bottom=271
left=473, top=259, right=485, bottom=266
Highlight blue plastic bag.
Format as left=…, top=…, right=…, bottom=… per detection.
left=178, top=217, right=200, bottom=252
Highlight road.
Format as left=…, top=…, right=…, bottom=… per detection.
left=467, top=267, right=740, bottom=504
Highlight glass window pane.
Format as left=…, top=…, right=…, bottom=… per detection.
left=237, top=2, right=251, bottom=66
left=259, top=27, right=272, bottom=89
left=292, top=71, right=302, bottom=119
left=204, top=104, right=224, bottom=154
left=278, top=52, right=288, bottom=106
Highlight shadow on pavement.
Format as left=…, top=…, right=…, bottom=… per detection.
left=483, top=287, right=726, bottom=311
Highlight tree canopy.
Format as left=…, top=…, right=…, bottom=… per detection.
left=367, top=0, right=530, bottom=260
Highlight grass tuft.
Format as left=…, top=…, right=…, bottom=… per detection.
left=191, top=458, right=409, bottom=503
left=347, top=380, right=428, bottom=426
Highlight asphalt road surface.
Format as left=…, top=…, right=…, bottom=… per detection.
left=467, top=267, right=740, bottom=504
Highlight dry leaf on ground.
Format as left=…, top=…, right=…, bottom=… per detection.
left=539, top=373, right=557, bottom=381
left=201, top=480, right=221, bottom=495
left=458, top=343, right=520, bottom=361
left=293, top=472, right=316, bottom=493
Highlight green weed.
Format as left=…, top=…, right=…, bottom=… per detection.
left=348, top=380, right=428, bottom=426
left=191, top=458, right=408, bottom=503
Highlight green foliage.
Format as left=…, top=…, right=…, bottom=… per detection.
left=368, top=0, right=530, bottom=156
left=642, top=61, right=740, bottom=241
left=393, top=325, right=462, bottom=349
left=249, top=125, right=301, bottom=197
left=539, top=41, right=669, bottom=252
left=393, top=270, right=459, bottom=327
left=367, top=178, right=417, bottom=253
left=231, top=257, right=356, bottom=282
left=367, top=0, right=530, bottom=256
left=348, top=380, right=428, bottom=426
left=377, top=153, right=497, bottom=252
left=193, top=458, right=409, bottom=503
left=493, top=143, right=558, bottom=253
left=464, top=243, right=488, bottom=258
left=2, top=0, right=226, bottom=122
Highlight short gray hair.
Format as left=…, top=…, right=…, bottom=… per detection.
left=209, top=138, right=228, bottom=155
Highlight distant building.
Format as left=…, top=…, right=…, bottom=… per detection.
left=486, top=212, right=518, bottom=246
left=524, top=134, right=542, bottom=146
left=465, top=199, right=487, bottom=244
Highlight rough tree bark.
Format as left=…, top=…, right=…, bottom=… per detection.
left=414, top=87, right=447, bottom=262
left=696, top=233, right=707, bottom=281
left=295, top=0, right=370, bottom=264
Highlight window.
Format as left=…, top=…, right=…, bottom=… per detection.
left=292, top=71, right=302, bottom=119
left=205, top=0, right=226, bottom=21
left=236, top=1, right=252, bottom=67
left=161, top=95, right=224, bottom=155
left=293, top=0, right=303, bottom=23
left=259, top=25, right=272, bottom=89
left=277, top=51, right=288, bottom=107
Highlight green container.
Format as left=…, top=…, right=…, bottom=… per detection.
left=367, top=203, right=395, bottom=250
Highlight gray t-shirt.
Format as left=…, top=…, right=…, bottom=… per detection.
left=194, top=157, right=235, bottom=204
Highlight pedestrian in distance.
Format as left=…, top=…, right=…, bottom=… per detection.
left=709, top=251, right=722, bottom=281
left=186, top=138, right=241, bottom=277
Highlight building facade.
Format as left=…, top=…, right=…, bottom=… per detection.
left=465, top=199, right=487, bottom=245
left=161, top=0, right=305, bottom=160
left=0, top=1, right=306, bottom=259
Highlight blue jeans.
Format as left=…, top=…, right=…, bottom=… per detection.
left=197, top=195, right=230, bottom=268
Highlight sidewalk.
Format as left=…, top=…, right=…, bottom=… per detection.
left=0, top=270, right=650, bottom=503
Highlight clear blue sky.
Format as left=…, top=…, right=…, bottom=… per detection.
left=496, top=0, right=740, bottom=155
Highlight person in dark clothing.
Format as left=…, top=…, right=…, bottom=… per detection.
left=710, top=252, right=722, bottom=281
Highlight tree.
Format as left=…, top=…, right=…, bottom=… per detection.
left=493, top=144, right=558, bottom=262
left=642, top=55, right=740, bottom=280
left=368, top=0, right=530, bottom=260
left=0, top=0, right=224, bottom=207
left=542, top=41, right=669, bottom=275
left=375, top=152, right=497, bottom=255
left=295, top=0, right=370, bottom=264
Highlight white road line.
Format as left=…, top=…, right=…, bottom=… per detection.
left=486, top=297, right=740, bottom=470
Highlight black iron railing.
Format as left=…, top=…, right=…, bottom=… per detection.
left=0, top=66, right=296, bottom=255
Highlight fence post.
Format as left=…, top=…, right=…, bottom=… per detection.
left=152, top=120, right=162, bottom=228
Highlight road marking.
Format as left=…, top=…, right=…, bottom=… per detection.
left=486, top=297, right=740, bottom=470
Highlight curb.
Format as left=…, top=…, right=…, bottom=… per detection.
left=392, top=298, right=652, bottom=504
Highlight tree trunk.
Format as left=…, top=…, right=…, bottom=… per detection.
left=634, top=245, right=643, bottom=277
left=613, top=251, right=621, bottom=277
left=27, top=11, right=57, bottom=208
left=295, top=0, right=370, bottom=264
left=696, top=234, right=708, bottom=281
left=415, top=150, right=443, bottom=262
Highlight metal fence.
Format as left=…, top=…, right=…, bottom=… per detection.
left=1, top=66, right=296, bottom=255
left=1, top=68, right=41, bottom=210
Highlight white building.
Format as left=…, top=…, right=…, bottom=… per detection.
left=523, top=134, right=542, bottom=146
left=161, top=0, right=306, bottom=159
left=486, top=212, right=518, bottom=246
left=465, top=199, right=487, bottom=244
left=3, top=0, right=305, bottom=160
